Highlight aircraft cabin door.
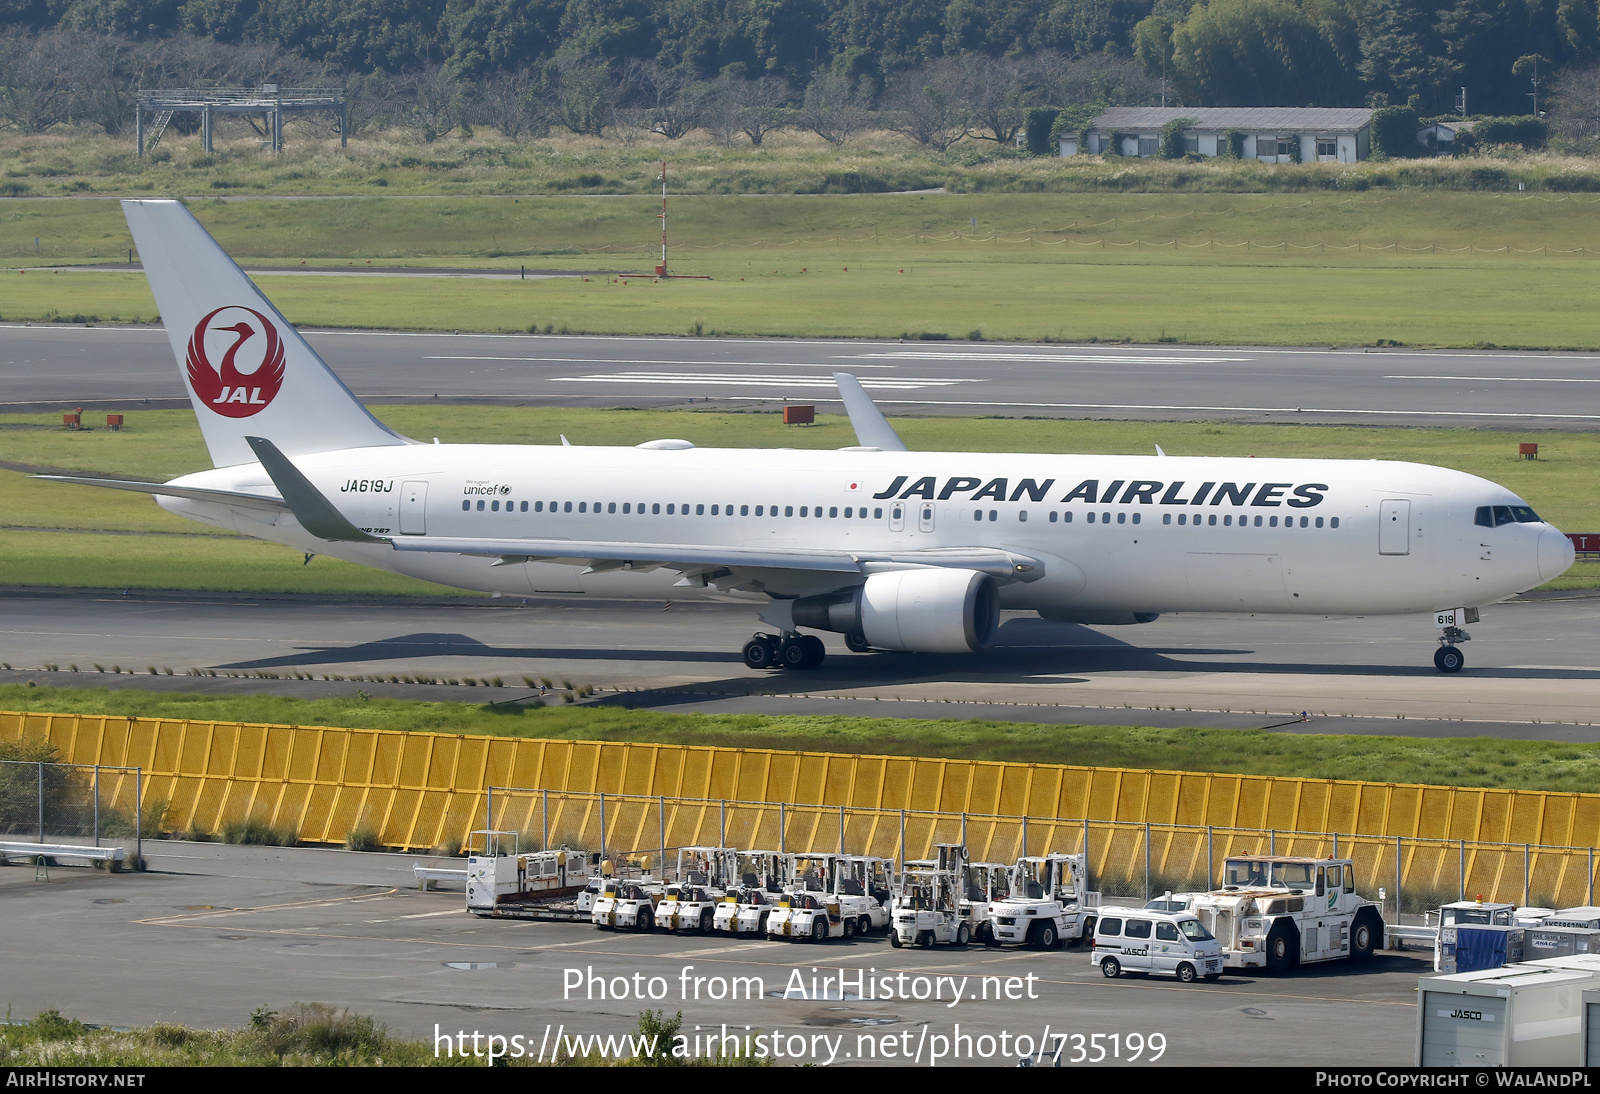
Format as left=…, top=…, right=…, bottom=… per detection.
left=917, top=502, right=936, bottom=532
left=1378, top=499, right=1410, bottom=555
left=399, top=480, right=428, bottom=535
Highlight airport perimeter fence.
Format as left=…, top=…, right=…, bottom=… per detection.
left=0, top=759, right=145, bottom=864
left=485, top=786, right=1598, bottom=919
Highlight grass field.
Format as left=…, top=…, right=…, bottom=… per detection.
left=7, top=683, right=1600, bottom=793
left=9, top=191, right=1600, bottom=345
left=4, top=407, right=1596, bottom=593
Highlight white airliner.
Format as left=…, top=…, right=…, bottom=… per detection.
left=42, top=200, right=1575, bottom=673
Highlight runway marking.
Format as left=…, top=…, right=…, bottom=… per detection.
left=848, top=351, right=1250, bottom=364
left=135, top=889, right=400, bottom=925
left=399, top=909, right=465, bottom=919
left=544, top=371, right=978, bottom=390
left=426, top=355, right=893, bottom=368
left=1386, top=374, right=1600, bottom=383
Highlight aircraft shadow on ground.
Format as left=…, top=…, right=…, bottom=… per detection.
left=215, top=619, right=1600, bottom=684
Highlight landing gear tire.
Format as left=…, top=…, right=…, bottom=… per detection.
left=1434, top=645, right=1465, bottom=673
left=845, top=633, right=872, bottom=653
left=780, top=639, right=808, bottom=669
left=742, top=636, right=778, bottom=670
left=800, top=635, right=825, bottom=668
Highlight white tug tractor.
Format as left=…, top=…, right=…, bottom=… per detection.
left=590, top=856, right=664, bottom=931
left=891, top=843, right=971, bottom=948
left=985, top=853, right=1100, bottom=949
left=713, top=851, right=794, bottom=935
left=1188, top=855, right=1385, bottom=972
left=656, top=847, right=738, bottom=934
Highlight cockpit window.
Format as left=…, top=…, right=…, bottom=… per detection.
left=1476, top=505, right=1541, bottom=527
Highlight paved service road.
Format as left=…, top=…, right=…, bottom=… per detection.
left=8, top=323, right=1600, bottom=428
left=3, top=589, right=1596, bottom=738
left=0, top=841, right=1428, bottom=1065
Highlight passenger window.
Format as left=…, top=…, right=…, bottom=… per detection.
left=1163, top=513, right=1171, bottom=525
left=652, top=503, right=661, bottom=514
left=1117, top=512, right=1126, bottom=524
left=742, top=505, right=749, bottom=516
left=696, top=504, right=705, bottom=515
left=667, top=504, right=675, bottom=514
left=520, top=501, right=528, bottom=512
left=873, top=508, right=882, bottom=518
left=829, top=507, right=838, bottom=517
left=989, top=510, right=997, bottom=522
left=461, top=500, right=470, bottom=511
left=1099, top=918, right=1123, bottom=936
left=1063, top=511, right=1072, bottom=523
left=800, top=506, right=808, bottom=517
left=785, top=506, right=794, bottom=517
left=1132, top=513, right=1140, bottom=524
left=1178, top=513, right=1186, bottom=525
left=1088, top=512, right=1096, bottom=524
left=1019, top=510, right=1028, bottom=522
left=1315, top=517, right=1323, bottom=528
left=1155, top=922, right=1180, bottom=942
left=1124, top=919, right=1152, bottom=939
left=1331, top=517, right=1339, bottom=528
left=1300, top=516, right=1309, bottom=527
left=563, top=502, right=572, bottom=513
left=1207, top=514, right=1216, bottom=526
left=491, top=500, right=499, bottom=511
left=608, top=502, right=616, bottom=514
left=476, top=500, right=485, bottom=511
left=578, top=502, right=586, bottom=513
left=1270, top=516, right=1278, bottom=527
left=1050, top=512, right=1059, bottom=523
left=622, top=503, right=630, bottom=514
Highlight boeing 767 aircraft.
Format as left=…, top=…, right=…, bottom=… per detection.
left=39, top=200, right=1576, bottom=673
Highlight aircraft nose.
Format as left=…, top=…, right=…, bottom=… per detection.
left=1538, top=529, right=1576, bottom=582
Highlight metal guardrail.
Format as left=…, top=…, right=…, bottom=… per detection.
left=0, top=759, right=143, bottom=866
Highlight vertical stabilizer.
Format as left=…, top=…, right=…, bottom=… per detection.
left=123, top=198, right=408, bottom=467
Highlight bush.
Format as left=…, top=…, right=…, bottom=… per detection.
left=1159, top=117, right=1198, bottom=160
left=344, top=825, right=381, bottom=852
left=244, top=1003, right=390, bottom=1062
left=1370, top=105, right=1423, bottom=159
left=1024, top=107, right=1061, bottom=155
left=219, top=817, right=296, bottom=846
left=1463, top=115, right=1549, bottom=152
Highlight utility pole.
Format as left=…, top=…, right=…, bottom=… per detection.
left=656, top=161, right=667, bottom=278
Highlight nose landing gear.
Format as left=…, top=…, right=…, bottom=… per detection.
left=1432, top=607, right=1476, bottom=673
left=742, top=632, right=825, bottom=670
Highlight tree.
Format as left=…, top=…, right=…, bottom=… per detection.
left=965, top=53, right=1031, bottom=144
left=552, top=53, right=617, bottom=135
left=1169, top=0, right=1362, bottom=106
left=0, top=30, right=77, bottom=133
left=882, top=55, right=970, bottom=150
left=700, top=74, right=792, bottom=146
left=1549, top=60, right=1600, bottom=147
left=476, top=66, right=550, bottom=140
left=795, top=68, right=873, bottom=145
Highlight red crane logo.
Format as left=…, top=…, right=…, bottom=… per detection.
left=185, top=306, right=286, bottom=418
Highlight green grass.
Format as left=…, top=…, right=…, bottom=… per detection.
left=10, top=188, right=1600, bottom=345
left=5, top=408, right=1596, bottom=593
left=6, top=683, right=1600, bottom=794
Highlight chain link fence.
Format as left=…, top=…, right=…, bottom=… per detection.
left=0, top=759, right=146, bottom=866
left=485, top=786, right=1599, bottom=918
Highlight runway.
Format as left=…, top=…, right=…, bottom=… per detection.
left=3, top=588, right=1597, bottom=738
left=7, top=323, right=1600, bottom=428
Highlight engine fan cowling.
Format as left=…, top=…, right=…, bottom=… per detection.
left=792, top=568, right=1000, bottom=653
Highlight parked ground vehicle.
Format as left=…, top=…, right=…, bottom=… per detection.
left=655, top=847, right=738, bottom=933
left=1188, top=856, right=1384, bottom=972
left=466, top=832, right=589, bottom=917
left=836, top=854, right=894, bottom=934
left=891, top=844, right=970, bottom=948
left=986, top=853, right=1100, bottom=950
left=963, top=861, right=1011, bottom=944
left=768, top=891, right=857, bottom=941
left=1092, top=906, right=1225, bottom=982
left=713, top=851, right=794, bottom=935
left=591, top=867, right=665, bottom=931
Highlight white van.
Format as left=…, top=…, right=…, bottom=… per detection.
left=1091, top=905, right=1225, bottom=982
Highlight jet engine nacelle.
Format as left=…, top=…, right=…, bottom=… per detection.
left=792, top=568, right=1000, bottom=652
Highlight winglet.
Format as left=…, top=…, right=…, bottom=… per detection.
left=831, top=373, right=907, bottom=452
left=244, top=436, right=386, bottom=542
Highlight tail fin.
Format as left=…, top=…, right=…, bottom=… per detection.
left=123, top=199, right=408, bottom=467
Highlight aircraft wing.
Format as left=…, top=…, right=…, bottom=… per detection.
left=32, top=475, right=289, bottom=515
left=386, top=537, right=1044, bottom=583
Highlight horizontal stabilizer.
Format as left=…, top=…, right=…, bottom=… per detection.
left=32, top=474, right=287, bottom=514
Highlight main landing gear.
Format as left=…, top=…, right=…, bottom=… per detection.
left=742, top=632, right=825, bottom=670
